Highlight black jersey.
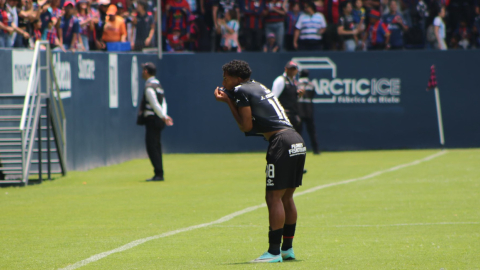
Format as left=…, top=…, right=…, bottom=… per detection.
left=233, top=80, right=293, bottom=136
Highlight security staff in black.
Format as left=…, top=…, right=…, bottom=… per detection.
left=271, top=61, right=304, bottom=133
left=214, top=60, right=306, bottom=263
left=138, top=62, right=173, bottom=181
left=297, top=69, right=320, bottom=154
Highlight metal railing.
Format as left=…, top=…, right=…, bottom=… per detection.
left=19, top=41, right=67, bottom=185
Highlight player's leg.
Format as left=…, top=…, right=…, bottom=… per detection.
left=251, top=189, right=286, bottom=263
left=281, top=187, right=297, bottom=260
left=281, top=133, right=306, bottom=260
left=266, top=189, right=287, bottom=230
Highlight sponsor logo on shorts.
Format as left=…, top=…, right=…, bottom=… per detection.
left=266, top=179, right=274, bottom=187
left=289, top=143, right=307, bottom=157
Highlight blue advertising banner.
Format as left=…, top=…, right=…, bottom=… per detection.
left=0, top=49, right=478, bottom=171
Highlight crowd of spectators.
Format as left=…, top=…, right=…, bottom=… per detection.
left=0, top=0, right=479, bottom=52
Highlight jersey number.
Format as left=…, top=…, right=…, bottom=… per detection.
left=267, top=98, right=289, bottom=121
left=266, top=164, right=275, bottom=178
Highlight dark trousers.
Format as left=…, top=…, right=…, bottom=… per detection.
left=284, top=34, right=295, bottom=51
left=298, top=117, right=320, bottom=153
left=145, top=116, right=165, bottom=177
left=244, top=28, right=263, bottom=51
left=287, top=111, right=302, bottom=134
left=298, top=39, right=322, bottom=51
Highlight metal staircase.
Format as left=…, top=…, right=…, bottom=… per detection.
left=0, top=41, right=67, bottom=186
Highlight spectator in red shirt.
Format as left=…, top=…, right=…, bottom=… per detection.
left=263, top=0, right=286, bottom=50
left=166, top=0, right=190, bottom=34
left=364, top=9, right=390, bottom=50
left=322, top=0, right=344, bottom=50
left=0, top=0, right=15, bottom=47
left=239, top=0, right=265, bottom=51
left=186, top=13, right=211, bottom=51
left=167, top=26, right=188, bottom=51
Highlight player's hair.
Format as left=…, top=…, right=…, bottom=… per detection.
left=222, top=60, right=252, bottom=80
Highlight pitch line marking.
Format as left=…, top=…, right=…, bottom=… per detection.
left=59, top=150, right=447, bottom=270
left=331, top=222, right=480, bottom=227
left=210, top=221, right=480, bottom=228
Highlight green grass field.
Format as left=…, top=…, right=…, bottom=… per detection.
left=1, top=149, right=479, bottom=270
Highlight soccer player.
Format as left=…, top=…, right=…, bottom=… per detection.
left=214, top=60, right=306, bottom=263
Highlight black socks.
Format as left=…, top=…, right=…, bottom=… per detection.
left=268, top=228, right=283, bottom=255
left=281, top=223, right=296, bottom=251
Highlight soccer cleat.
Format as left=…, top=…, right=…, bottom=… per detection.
left=281, top=248, right=296, bottom=260
left=250, top=251, right=283, bottom=263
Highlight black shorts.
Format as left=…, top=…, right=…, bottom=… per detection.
left=265, top=129, right=306, bottom=191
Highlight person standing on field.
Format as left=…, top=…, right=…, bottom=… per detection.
left=297, top=69, right=320, bottom=155
left=271, top=61, right=303, bottom=133
left=214, top=60, right=306, bottom=263
left=137, top=62, right=173, bottom=182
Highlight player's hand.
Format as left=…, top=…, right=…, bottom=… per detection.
left=214, top=87, right=229, bottom=103
left=164, top=115, right=174, bottom=126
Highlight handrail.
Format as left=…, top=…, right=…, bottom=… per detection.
left=19, top=41, right=44, bottom=131
left=48, top=49, right=67, bottom=172
left=19, top=41, right=67, bottom=184
left=50, top=57, right=66, bottom=123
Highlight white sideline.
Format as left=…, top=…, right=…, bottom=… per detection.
left=211, top=221, right=480, bottom=228
left=59, top=150, right=447, bottom=270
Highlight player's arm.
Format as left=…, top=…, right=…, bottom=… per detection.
left=227, top=101, right=253, bottom=132
left=214, top=87, right=252, bottom=132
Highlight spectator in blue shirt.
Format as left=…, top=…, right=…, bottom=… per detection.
left=294, top=1, right=327, bottom=51
left=58, top=1, right=81, bottom=51
left=382, top=0, right=408, bottom=49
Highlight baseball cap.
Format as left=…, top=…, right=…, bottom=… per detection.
left=63, top=1, right=74, bottom=7
left=370, top=10, right=380, bottom=19
left=285, top=61, right=298, bottom=69
left=142, top=62, right=156, bottom=75
left=267, top=33, right=275, bottom=39
left=106, top=4, right=117, bottom=15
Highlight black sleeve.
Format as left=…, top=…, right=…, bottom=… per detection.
left=234, top=87, right=250, bottom=107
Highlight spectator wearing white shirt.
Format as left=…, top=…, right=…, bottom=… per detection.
left=433, top=5, right=447, bottom=50
left=293, top=1, right=326, bottom=51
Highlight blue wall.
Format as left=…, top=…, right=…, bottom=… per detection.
left=0, top=49, right=479, bottom=170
